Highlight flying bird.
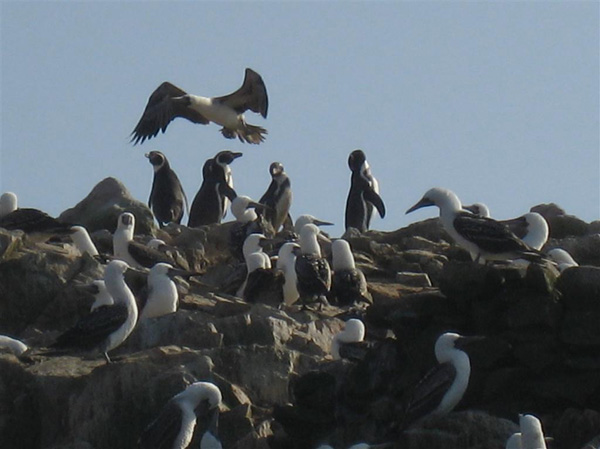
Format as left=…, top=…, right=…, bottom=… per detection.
left=131, top=68, right=268, bottom=145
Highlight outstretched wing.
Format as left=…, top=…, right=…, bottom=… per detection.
left=213, top=68, right=268, bottom=117
left=131, top=82, right=210, bottom=145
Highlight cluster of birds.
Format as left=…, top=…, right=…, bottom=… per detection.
left=0, top=66, right=582, bottom=448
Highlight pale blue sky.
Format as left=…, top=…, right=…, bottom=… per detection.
left=1, top=1, right=598, bottom=237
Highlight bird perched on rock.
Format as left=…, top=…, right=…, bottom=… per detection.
left=188, top=151, right=241, bottom=227
left=0, top=335, right=28, bottom=356
left=329, top=239, right=371, bottom=306
left=345, top=150, right=385, bottom=233
left=331, top=318, right=366, bottom=360
left=0, top=191, right=72, bottom=234
left=295, top=223, right=332, bottom=307
left=146, top=150, right=187, bottom=228
left=229, top=195, right=271, bottom=258
left=400, top=332, right=479, bottom=429
left=113, top=212, right=176, bottom=269
left=50, top=260, right=138, bottom=363
left=276, top=242, right=301, bottom=306
left=131, top=68, right=268, bottom=145
left=407, top=188, right=543, bottom=263
left=505, top=414, right=549, bottom=449
left=70, top=225, right=99, bottom=257
left=241, top=252, right=283, bottom=305
left=547, top=248, right=579, bottom=271
left=259, top=162, right=292, bottom=233
left=139, top=263, right=180, bottom=320
left=138, top=381, right=222, bottom=449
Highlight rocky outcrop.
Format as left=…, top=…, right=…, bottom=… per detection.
left=1, top=179, right=600, bottom=449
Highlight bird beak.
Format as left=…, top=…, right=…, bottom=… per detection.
left=406, top=197, right=434, bottom=214
left=231, top=152, right=243, bottom=160
left=144, top=153, right=150, bottom=158
left=312, top=219, right=334, bottom=227
left=453, top=335, right=485, bottom=351
left=317, top=232, right=332, bottom=244
left=248, top=200, right=272, bottom=211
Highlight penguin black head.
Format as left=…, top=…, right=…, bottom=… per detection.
left=348, top=149, right=367, bottom=172
left=145, top=151, right=168, bottom=170
left=214, top=150, right=243, bottom=165
left=269, top=162, right=284, bottom=177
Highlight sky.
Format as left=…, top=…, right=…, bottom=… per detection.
left=1, top=1, right=598, bottom=238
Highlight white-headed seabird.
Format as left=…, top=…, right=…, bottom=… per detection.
left=330, top=239, right=370, bottom=306
left=138, top=381, right=222, bottom=449
left=547, top=248, right=579, bottom=271
left=276, top=242, right=300, bottom=305
left=506, top=414, right=548, bottom=449
left=140, top=263, right=180, bottom=320
left=259, top=162, right=292, bottom=233
left=241, top=251, right=282, bottom=304
left=401, top=332, right=478, bottom=428
left=229, top=195, right=272, bottom=254
left=146, top=150, right=188, bottom=228
left=70, top=225, right=99, bottom=257
left=0, top=192, right=18, bottom=217
left=294, top=215, right=334, bottom=234
left=406, top=188, right=542, bottom=263
left=345, top=150, right=385, bottom=233
left=0, top=335, right=29, bottom=356
left=131, top=68, right=268, bottom=145
left=295, top=223, right=332, bottom=307
left=0, top=191, right=72, bottom=234
left=81, top=280, right=115, bottom=312
left=236, top=233, right=271, bottom=297
left=331, top=318, right=366, bottom=360
left=188, top=151, right=241, bottom=227
left=462, top=203, right=491, bottom=218
left=51, top=260, right=138, bottom=363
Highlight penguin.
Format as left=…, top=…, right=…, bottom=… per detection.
left=188, top=151, right=241, bottom=227
left=146, top=150, right=188, bottom=228
left=345, top=150, right=385, bottom=233
left=258, top=162, right=292, bottom=233
left=295, top=223, right=332, bottom=307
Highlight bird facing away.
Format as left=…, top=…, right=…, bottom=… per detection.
left=146, top=151, right=188, bottom=228
left=138, top=381, right=222, bottom=449
left=0, top=192, right=17, bottom=217
left=506, top=414, right=548, bottom=449
left=276, top=242, right=300, bottom=306
left=547, top=248, right=579, bottom=271
left=259, top=162, right=292, bottom=233
left=140, top=263, right=179, bottom=320
left=188, top=151, right=241, bottom=227
left=295, top=223, right=332, bottom=306
left=406, top=187, right=541, bottom=263
left=345, top=150, right=385, bottom=232
left=401, top=332, right=477, bottom=429
left=131, top=68, right=268, bottom=145
left=0, top=335, right=28, bottom=356
left=51, top=260, right=138, bottom=363
left=330, top=239, right=371, bottom=306
left=0, top=191, right=72, bottom=234
left=70, top=225, right=99, bottom=257
left=331, top=318, right=366, bottom=360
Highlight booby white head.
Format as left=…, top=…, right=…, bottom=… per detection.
left=294, top=215, right=334, bottom=234
left=0, top=335, right=28, bottom=356
left=140, top=263, right=179, bottom=320
left=231, top=195, right=266, bottom=223
left=463, top=202, right=491, bottom=218
left=331, top=318, right=366, bottom=360
left=242, top=233, right=268, bottom=261
left=89, top=280, right=114, bottom=311
left=520, top=414, right=547, bottom=449
left=71, top=225, right=99, bottom=257
left=299, top=223, right=324, bottom=256
left=503, top=212, right=549, bottom=251
left=113, top=212, right=140, bottom=267
left=331, top=239, right=356, bottom=271
left=140, top=381, right=222, bottom=449
left=0, top=192, right=18, bottom=218
left=547, top=248, right=579, bottom=271
left=277, top=242, right=300, bottom=305
left=147, top=238, right=167, bottom=250
left=505, top=433, right=522, bottom=449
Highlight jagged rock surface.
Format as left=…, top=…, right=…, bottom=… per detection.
left=1, top=178, right=599, bottom=449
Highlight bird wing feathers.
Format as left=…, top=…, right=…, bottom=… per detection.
left=453, top=213, right=530, bottom=253
left=138, top=400, right=184, bottom=449
left=213, top=68, right=268, bottom=118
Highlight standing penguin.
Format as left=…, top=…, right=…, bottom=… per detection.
left=258, top=162, right=292, bottom=233
left=188, top=151, right=241, bottom=227
left=345, top=149, right=385, bottom=233
left=146, top=151, right=188, bottom=227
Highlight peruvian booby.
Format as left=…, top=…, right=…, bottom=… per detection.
left=139, top=263, right=179, bottom=320
left=138, top=381, right=222, bottom=449
left=547, top=248, right=579, bottom=271
left=70, top=225, right=99, bottom=257
left=0, top=191, right=72, bottom=234
left=131, top=68, right=268, bottom=145
left=188, top=151, right=241, bottom=227
left=294, top=215, right=334, bottom=234
left=401, top=332, right=477, bottom=428
left=229, top=195, right=272, bottom=258
left=331, top=318, right=366, bottom=360
left=295, top=223, right=332, bottom=307
left=406, top=188, right=542, bottom=263
left=241, top=251, right=283, bottom=304
left=276, top=242, right=300, bottom=305
left=113, top=212, right=175, bottom=269
left=0, top=335, right=29, bottom=356
left=462, top=203, right=491, bottom=218
left=330, top=239, right=371, bottom=306
left=51, top=260, right=138, bottom=363
left=506, top=414, right=548, bottom=449
left=146, top=150, right=188, bottom=228
left=345, top=150, right=385, bottom=232
left=259, top=162, right=292, bottom=233
left=236, top=233, right=271, bottom=297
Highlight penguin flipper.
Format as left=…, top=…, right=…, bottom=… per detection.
left=365, top=188, right=386, bottom=218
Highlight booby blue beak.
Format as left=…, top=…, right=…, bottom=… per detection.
left=406, top=197, right=434, bottom=214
